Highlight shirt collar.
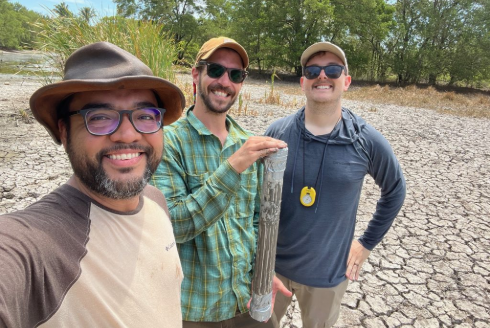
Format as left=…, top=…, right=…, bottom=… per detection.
left=186, top=106, right=250, bottom=144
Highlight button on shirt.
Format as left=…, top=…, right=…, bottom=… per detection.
left=150, top=107, right=262, bottom=322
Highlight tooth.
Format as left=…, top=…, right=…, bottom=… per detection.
left=214, top=91, right=227, bottom=97
left=108, top=153, right=140, bottom=160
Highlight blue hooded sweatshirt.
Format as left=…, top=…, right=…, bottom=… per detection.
left=265, top=107, right=406, bottom=288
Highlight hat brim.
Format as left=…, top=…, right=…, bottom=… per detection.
left=200, top=43, right=249, bottom=68
left=300, top=43, right=348, bottom=70
left=29, top=76, right=185, bottom=145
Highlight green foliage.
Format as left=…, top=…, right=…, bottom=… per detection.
left=34, top=10, right=177, bottom=85
left=386, top=0, right=489, bottom=86
left=79, top=7, right=96, bottom=23
left=53, top=2, right=73, bottom=17
left=30, top=0, right=487, bottom=88
left=0, top=0, right=43, bottom=49
left=114, top=0, right=202, bottom=63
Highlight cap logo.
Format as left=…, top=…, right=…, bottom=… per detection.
left=224, top=38, right=233, bottom=43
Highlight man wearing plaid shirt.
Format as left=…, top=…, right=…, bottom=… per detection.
left=150, top=37, right=291, bottom=327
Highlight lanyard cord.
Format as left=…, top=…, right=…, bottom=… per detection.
left=302, top=115, right=341, bottom=190
left=302, top=115, right=342, bottom=212
left=302, top=135, right=330, bottom=191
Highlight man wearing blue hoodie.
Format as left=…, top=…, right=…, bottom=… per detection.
left=264, top=42, right=406, bottom=327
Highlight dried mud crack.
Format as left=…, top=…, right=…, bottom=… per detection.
left=1, top=76, right=489, bottom=328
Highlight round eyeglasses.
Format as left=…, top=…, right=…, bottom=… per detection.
left=65, top=107, right=165, bottom=136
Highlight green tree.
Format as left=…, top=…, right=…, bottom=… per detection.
left=387, top=0, right=489, bottom=86
left=79, top=7, right=96, bottom=23
left=265, top=0, right=335, bottom=75
left=115, top=0, right=202, bottom=61
left=386, top=0, right=426, bottom=85
left=228, top=0, right=270, bottom=72
left=0, top=0, right=43, bottom=49
left=446, top=0, right=490, bottom=86
left=53, top=2, right=73, bottom=17
left=328, top=0, right=395, bottom=81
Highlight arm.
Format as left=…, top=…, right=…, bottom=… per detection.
left=358, top=127, right=406, bottom=250
left=0, top=219, right=30, bottom=328
left=347, top=127, right=406, bottom=280
left=151, top=139, right=241, bottom=243
left=151, top=133, right=286, bottom=243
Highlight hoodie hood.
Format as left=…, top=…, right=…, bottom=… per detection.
left=294, top=107, right=365, bottom=144
left=280, top=106, right=368, bottom=213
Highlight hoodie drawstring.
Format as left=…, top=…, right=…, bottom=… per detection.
left=290, top=126, right=303, bottom=194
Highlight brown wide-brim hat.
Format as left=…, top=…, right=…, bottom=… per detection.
left=30, top=41, right=185, bottom=145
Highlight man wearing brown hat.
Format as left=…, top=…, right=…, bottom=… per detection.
left=150, top=37, right=291, bottom=327
left=0, top=42, right=185, bottom=327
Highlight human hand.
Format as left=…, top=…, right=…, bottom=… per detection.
left=228, top=136, right=287, bottom=173
left=247, top=276, right=292, bottom=321
left=270, top=275, right=292, bottom=313
left=346, top=240, right=371, bottom=281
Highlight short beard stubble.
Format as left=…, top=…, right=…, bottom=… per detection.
left=66, top=130, right=161, bottom=200
left=198, top=72, right=237, bottom=114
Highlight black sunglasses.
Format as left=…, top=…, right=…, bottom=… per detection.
left=198, top=61, right=248, bottom=84
left=65, top=107, right=165, bottom=136
left=303, top=65, right=346, bottom=80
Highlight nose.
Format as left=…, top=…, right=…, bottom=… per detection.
left=109, top=113, right=142, bottom=143
left=215, top=70, right=234, bottom=85
left=318, top=68, right=328, bottom=79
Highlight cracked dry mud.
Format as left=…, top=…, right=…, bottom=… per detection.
left=1, top=76, right=489, bottom=328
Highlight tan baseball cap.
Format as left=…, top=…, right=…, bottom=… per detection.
left=300, top=42, right=348, bottom=73
left=195, top=37, right=249, bottom=68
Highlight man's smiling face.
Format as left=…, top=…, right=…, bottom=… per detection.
left=193, top=48, right=244, bottom=114
left=300, top=52, right=351, bottom=105
left=60, top=89, right=163, bottom=199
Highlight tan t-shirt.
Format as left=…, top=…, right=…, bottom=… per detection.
left=0, top=184, right=183, bottom=328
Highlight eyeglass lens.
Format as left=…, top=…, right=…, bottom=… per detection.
left=206, top=63, right=247, bottom=83
left=85, top=108, right=162, bottom=135
left=304, top=65, right=344, bottom=80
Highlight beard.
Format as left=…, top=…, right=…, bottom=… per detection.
left=198, top=73, right=238, bottom=114
left=66, top=137, right=161, bottom=200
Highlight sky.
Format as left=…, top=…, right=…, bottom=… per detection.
left=11, top=0, right=118, bottom=16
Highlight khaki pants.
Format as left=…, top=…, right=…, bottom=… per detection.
left=183, top=311, right=272, bottom=328
left=271, top=273, right=349, bottom=328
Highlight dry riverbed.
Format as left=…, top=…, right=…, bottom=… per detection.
left=1, top=74, right=489, bottom=327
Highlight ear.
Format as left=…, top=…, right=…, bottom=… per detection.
left=191, top=66, right=200, bottom=85
left=58, top=119, right=68, bottom=150
left=343, top=75, right=352, bottom=91
left=300, top=76, right=305, bottom=92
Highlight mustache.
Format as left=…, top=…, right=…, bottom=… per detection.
left=209, top=83, right=234, bottom=95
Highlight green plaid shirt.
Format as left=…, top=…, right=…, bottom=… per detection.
left=150, top=107, right=262, bottom=322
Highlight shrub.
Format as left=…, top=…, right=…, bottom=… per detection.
left=34, top=12, right=177, bottom=85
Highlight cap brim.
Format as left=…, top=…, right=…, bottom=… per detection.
left=200, top=43, right=249, bottom=68
left=29, top=76, right=185, bottom=145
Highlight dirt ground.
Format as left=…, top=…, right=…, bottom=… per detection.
left=1, top=74, right=489, bottom=327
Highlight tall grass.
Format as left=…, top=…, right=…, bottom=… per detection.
left=344, top=84, right=490, bottom=119
left=33, top=13, right=177, bottom=85
left=261, top=69, right=281, bottom=105
left=278, top=83, right=490, bottom=119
